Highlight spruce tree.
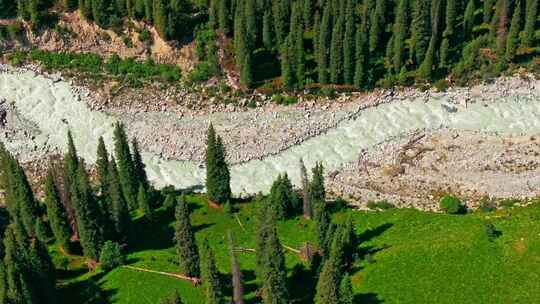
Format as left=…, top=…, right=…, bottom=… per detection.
left=245, top=0, right=257, bottom=44
left=339, top=274, right=354, bottom=304
left=241, top=51, right=254, bottom=88
left=330, top=14, right=344, bottom=83
left=309, top=162, right=325, bottom=203
left=263, top=10, right=274, bottom=49
left=108, top=157, right=130, bottom=242
left=174, top=198, right=200, bottom=277
left=464, top=0, right=476, bottom=38
left=441, top=0, right=457, bottom=67
left=228, top=231, right=244, bottom=304
left=206, top=125, right=232, bottom=205
left=72, top=161, right=103, bottom=261
left=318, top=5, right=331, bottom=84
left=96, top=136, right=109, bottom=195
left=132, top=138, right=149, bottom=191
left=294, top=7, right=305, bottom=87
left=343, top=0, right=355, bottom=84
left=354, top=23, right=367, bottom=88
left=200, top=239, right=223, bottom=304
left=369, top=0, right=387, bottom=53
left=506, top=0, right=522, bottom=61
left=138, top=184, right=153, bottom=222
left=411, top=0, right=431, bottom=64
left=303, top=0, right=313, bottom=27
left=523, top=0, right=538, bottom=46
left=299, top=158, right=311, bottom=219
left=260, top=224, right=288, bottom=303
left=114, top=123, right=137, bottom=210
left=153, top=0, right=167, bottom=38
left=314, top=238, right=341, bottom=304
left=484, top=0, right=495, bottom=23
left=393, top=0, right=408, bottom=72
left=218, top=0, right=230, bottom=34
left=281, top=36, right=295, bottom=88
left=44, top=170, right=72, bottom=253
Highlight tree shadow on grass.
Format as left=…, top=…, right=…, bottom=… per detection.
left=358, top=223, right=393, bottom=243
left=129, top=208, right=175, bottom=252
left=288, top=264, right=316, bottom=304
left=58, top=271, right=114, bottom=304
left=193, top=223, right=215, bottom=233
left=354, top=292, right=384, bottom=303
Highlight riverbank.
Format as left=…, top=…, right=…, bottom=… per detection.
left=1, top=64, right=540, bottom=210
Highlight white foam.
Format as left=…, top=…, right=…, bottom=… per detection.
left=1, top=69, right=540, bottom=195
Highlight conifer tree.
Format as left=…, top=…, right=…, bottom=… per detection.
left=1, top=150, right=40, bottom=238
left=354, top=23, right=367, bottom=88
left=464, top=0, right=476, bottom=38
left=245, top=0, right=257, bottom=44
left=138, top=184, right=153, bottom=222
left=205, top=125, right=232, bottom=204
left=263, top=10, right=274, bottom=49
left=153, top=0, right=167, bottom=38
left=108, top=157, right=130, bottom=242
left=339, top=274, right=354, bottom=304
left=441, top=0, right=457, bottom=67
left=132, top=138, right=149, bottom=191
left=96, top=136, right=109, bottom=195
left=494, top=0, right=511, bottom=65
left=309, top=162, right=325, bottom=203
left=44, top=170, right=72, bottom=253
left=411, top=0, right=431, bottom=64
left=174, top=198, right=200, bottom=277
left=314, top=237, right=341, bottom=304
left=523, top=0, right=538, bottom=46
left=200, top=239, right=223, bottom=304
left=506, top=0, right=522, bottom=61
left=72, top=161, right=103, bottom=261
left=260, top=223, right=288, bottom=303
left=272, top=0, right=287, bottom=44
left=484, top=0, right=495, bottom=22
left=228, top=231, right=244, bottom=304
left=303, top=0, right=313, bottom=27
left=218, top=0, right=230, bottom=33
left=330, top=14, right=345, bottom=83
left=343, top=0, right=355, bottom=84
left=369, top=0, right=387, bottom=53
left=318, top=5, right=331, bottom=84
left=241, top=51, right=254, bottom=88
left=114, top=123, right=137, bottom=210
left=294, top=6, right=305, bottom=87
left=281, top=36, right=295, bottom=88
left=299, top=158, right=311, bottom=219
left=393, top=0, right=408, bottom=72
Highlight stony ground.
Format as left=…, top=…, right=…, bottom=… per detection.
left=2, top=63, right=540, bottom=210
left=329, top=130, right=540, bottom=210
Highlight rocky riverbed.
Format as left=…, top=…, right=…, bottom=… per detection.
left=1, top=63, right=540, bottom=210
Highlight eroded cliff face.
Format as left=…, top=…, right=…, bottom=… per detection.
left=4, top=11, right=198, bottom=73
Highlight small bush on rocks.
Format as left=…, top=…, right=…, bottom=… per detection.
left=439, top=195, right=466, bottom=214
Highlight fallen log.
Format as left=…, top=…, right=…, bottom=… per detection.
left=122, top=265, right=201, bottom=285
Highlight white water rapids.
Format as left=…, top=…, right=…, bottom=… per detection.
left=1, top=69, right=540, bottom=195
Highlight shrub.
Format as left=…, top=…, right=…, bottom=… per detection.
left=439, top=195, right=465, bottom=214
left=433, top=79, right=449, bottom=92
left=499, top=199, right=519, bottom=209
left=188, top=61, right=218, bottom=83
left=272, top=94, right=298, bottom=105
left=484, top=222, right=501, bottom=241
left=479, top=197, right=496, bottom=212
left=367, top=200, right=395, bottom=210
left=100, top=241, right=126, bottom=271
left=7, top=22, right=24, bottom=41
left=139, top=29, right=151, bottom=43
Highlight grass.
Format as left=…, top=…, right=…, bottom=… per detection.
left=53, top=195, right=540, bottom=303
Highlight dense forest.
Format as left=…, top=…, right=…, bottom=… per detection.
left=1, top=0, right=539, bottom=90
left=0, top=121, right=360, bottom=303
